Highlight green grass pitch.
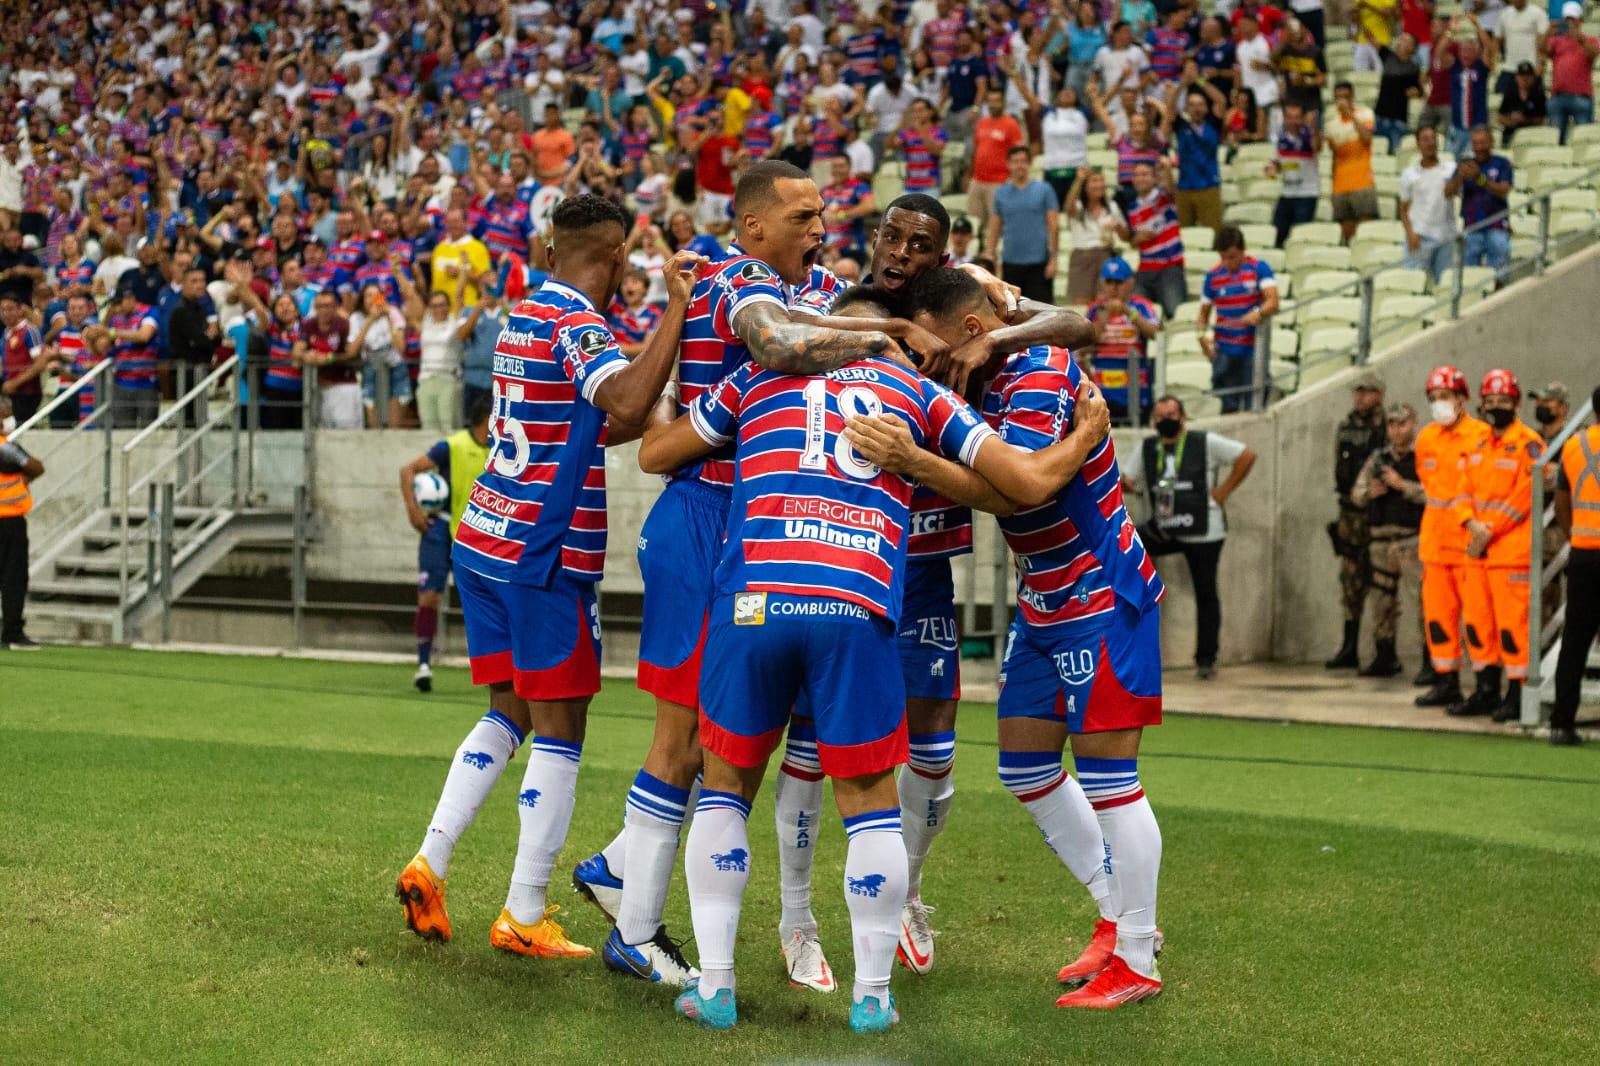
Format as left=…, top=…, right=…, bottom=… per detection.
left=3, top=646, right=1598, bottom=1063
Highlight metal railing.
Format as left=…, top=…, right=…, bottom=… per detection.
left=1524, top=396, right=1597, bottom=727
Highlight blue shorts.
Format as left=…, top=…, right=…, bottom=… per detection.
left=417, top=518, right=451, bottom=594
left=637, top=479, right=729, bottom=707
left=897, top=557, right=961, bottom=701
left=362, top=361, right=414, bottom=405
left=997, top=602, right=1163, bottom=733
left=699, top=592, right=908, bottom=778
left=455, top=562, right=601, bottom=701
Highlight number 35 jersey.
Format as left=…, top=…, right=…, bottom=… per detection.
left=452, top=280, right=629, bottom=587
left=689, top=358, right=995, bottom=622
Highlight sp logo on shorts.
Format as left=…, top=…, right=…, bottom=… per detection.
left=734, top=591, right=767, bottom=625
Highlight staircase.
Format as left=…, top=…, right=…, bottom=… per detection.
left=13, top=356, right=309, bottom=645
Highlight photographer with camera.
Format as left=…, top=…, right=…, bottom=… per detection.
left=1349, top=402, right=1425, bottom=678
left=0, top=393, right=44, bottom=650
left=1122, top=395, right=1256, bottom=679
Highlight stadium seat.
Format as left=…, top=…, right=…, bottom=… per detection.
left=1165, top=331, right=1207, bottom=362
left=1295, top=295, right=1362, bottom=333
left=1518, top=145, right=1574, bottom=169
left=1234, top=142, right=1276, bottom=167
left=1373, top=268, right=1429, bottom=295
left=1297, top=350, right=1357, bottom=390
left=1374, top=293, right=1436, bottom=325
left=1287, top=244, right=1353, bottom=274
left=1243, top=178, right=1280, bottom=201
left=1271, top=326, right=1300, bottom=360
left=1268, top=358, right=1300, bottom=393
left=1254, top=246, right=1287, bottom=274
left=1297, top=269, right=1360, bottom=299
left=1371, top=154, right=1399, bottom=176
left=1551, top=210, right=1595, bottom=238
left=873, top=173, right=905, bottom=208
left=1087, top=149, right=1117, bottom=172
left=1302, top=325, right=1360, bottom=361
left=1238, top=223, right=1277, bottom=250
left=1227, top=201, right=1273, bottom=224
left=1085, top=131, right=1109, bottom=151
left=1512, top=126, right=1561, bottom=150
left=1168, top=300, right=1206, bottom=332
left=1578, top=143, right=1600, bottom=167
left=1569, top=124, right=1600, bottom=148
left=1371, top=317, right=1426, bottom=348
left=1181, top=226, right=1217, bottom=253
left=1548, top=187, right=1598, bottom=214
left=1352, top=242, right=1405, bottom=272
left=1357, top=220, right=1407, bottom=245
left=1526, top=165, right=1586, bottom=193
left=1284, top=221, right=1342, bottom=248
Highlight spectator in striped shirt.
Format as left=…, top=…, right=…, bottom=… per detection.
left=1087, top=256, right=1160, bottom=424
left=1197, top=226, right=1279, bottom=414
left=820, top=156, right=876, bottom=260
left=1118, top=159, right=1187, bottom=318
left=893, top=99, right=950, bottom=192
left=1147, top=8, right=1193, bottom=85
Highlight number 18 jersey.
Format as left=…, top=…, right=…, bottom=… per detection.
left=452, top=280, right=629, bottom=587
left=689, top=358, right=995, bottom=622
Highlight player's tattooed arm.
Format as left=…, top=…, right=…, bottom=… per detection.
left=733, top=301, right=908, bottom=374
left=637, top=411, right=716, bottom=475
left=787, top=310, right=952, bottom=366
left=847, top=382, right=1112, bottom=510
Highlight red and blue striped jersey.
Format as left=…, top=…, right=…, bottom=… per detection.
left=789, top=264, right=846, bottom=317
left=308, top=82, right=342, bottom=109
left=619, top=126, right=653, bottom=164
left=898, top=126, right=948, bottom=191
left=353, top=263, right=402, bottom=306
left=473, top=197, right=533, bottom=259
left=742, top=111, right=783, bottom=157
left=844, top=29, right=886, bottom=81
left=1146, top=27, right=1190, bottom=82
left=328, top=238, right=366, bottom=274
left=691, top=358, right=995, bottom=620
left=452, top=67, right=488, bottom=102
left=1113, top=135, right=1166, bottom=185
left=822, top=179, right=872, bottom=249
left=812, top=118, right=846, bottom=160
left=923, top=16, right=963, bottom=66
left=262, top=317, right=303, bottom=392
left=53, top=261, right=95, bottom=292
left=452, top=280, right=630, bottom=586
left=982, top=345, right=1163, bottom=631
left=672, top=253, right=793, bottom=491
left=1201, top=256, right=1276, bottom=359
left=1128, top=188, right=1184, bottom=272
left=108, top=306, right=160, bottom=392
left=54, top=314, right=100, bottom=420
left=1086, top=294, right=1159, bottom=409
left=302, top=261, right=352, bottom=301
left=607, top=298, right=662, bottom=346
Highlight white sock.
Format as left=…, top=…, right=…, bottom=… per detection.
left=841, top=810, right=908, bottom=1005
left=503, top=737, right=583, bottom=925
left=616, top=770, right=692, bottom=944
left=418, top=711, right=524, bottom=878
left=600, top=826, right=626, bottom=878
left=900, top=730, right=956, bottom=897
left=774, top=757, right=825, bottom=938
left=684, top=789, right=752, bottom=998
left=998, top=751, right=1113, bottom=917
left=1077, top=757, right=1162, bottom=977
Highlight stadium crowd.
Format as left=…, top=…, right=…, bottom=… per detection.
left=2, top=0, right=1597, bottom=430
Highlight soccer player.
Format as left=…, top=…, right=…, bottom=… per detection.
left=638, top=284, right=1113, bottom=1033
left=850, top=267, right=1168, bottom=1009
left=397, top=395, right=493, bottom=693
left=569, top=161, right=903, bottom=987
left=393, top=195, right=703, bottom=957
left=765, top=194, right=1100, bottom=985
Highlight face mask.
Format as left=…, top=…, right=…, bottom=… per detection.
left=1, top=416, right=14, bottom=434
left=1155, top=417, right=1183, bottom=438
left=1535, top=407, right=1557, bottom=425
left=1485, top=407, right=1515, bottom=430
left=1430, top=398, right=1458, bottom=425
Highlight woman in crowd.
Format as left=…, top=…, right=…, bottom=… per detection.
left=1063, top=167, right=1126, bottom=303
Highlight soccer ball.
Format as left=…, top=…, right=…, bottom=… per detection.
left=412, top=471, right=449, bottom=514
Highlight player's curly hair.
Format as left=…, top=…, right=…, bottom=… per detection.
left=905, top=267, right=985, bottom=323
left=550, top=194, right=631, bottom=234
left=884, top=193, right=950, bottom=244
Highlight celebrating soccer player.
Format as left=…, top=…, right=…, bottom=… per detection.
left=393, top=196, right=703, bottom=959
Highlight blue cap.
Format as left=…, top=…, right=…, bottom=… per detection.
left=1101, top=257, right=1132, bottom=282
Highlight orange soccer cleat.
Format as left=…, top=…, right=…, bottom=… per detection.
left=1056, top=955, right=1162, bottom=1009
left=489, top=905, right=595, bottom=959
left=395, top=855, right=452, bottom=942
left=1056, top=918, right=1118, bottom=985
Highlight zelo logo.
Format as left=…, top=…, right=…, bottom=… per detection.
left=734, top=591, right=766, bottom=625
left=1052, top=648, right=1096, bottom=685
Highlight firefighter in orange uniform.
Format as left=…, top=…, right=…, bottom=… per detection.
left=1413, top=365, right=1491, bottom=709
left=1452, top=370, right=1542, bottom=720
left=1550, top=383, right=1600, bottom=747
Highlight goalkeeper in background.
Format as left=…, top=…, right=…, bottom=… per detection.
left=0, top=394, right=45, bottom=650
left=399, top=395, right=493, bottom=691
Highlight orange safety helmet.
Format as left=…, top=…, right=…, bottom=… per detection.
left=1480, top=368, right=1521, bottom=401
left=1425, top=365, right=1469, bottom=396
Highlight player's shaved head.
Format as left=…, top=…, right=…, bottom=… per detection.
left=907, top=267, right=988, bottom=325
left=733, top=160, right=811, bottom=217
left=829, top=284, right=902, bottom=319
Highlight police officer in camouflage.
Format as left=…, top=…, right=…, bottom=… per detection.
left=1349, top=402, right=1425, bottom=677
left=1326, top=371, right=1389, bottom=669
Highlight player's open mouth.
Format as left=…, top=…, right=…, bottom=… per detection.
left=879, top=267, right=907, bottom=288
left=801, top=243, right=822, bottom=267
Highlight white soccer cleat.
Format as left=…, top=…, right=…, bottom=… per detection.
left=413, top=662, right=433, bottom=693
left=896, top=896, right=937, bottom=974
left=781, top=927, right=837, bottom=993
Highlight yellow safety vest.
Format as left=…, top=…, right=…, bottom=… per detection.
left=444, top=428, right=490, bottom=539
left=1562, top=425, right=1600, bottom=550
left=0, top=434, right=31, bottom=518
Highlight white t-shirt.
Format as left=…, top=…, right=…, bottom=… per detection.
left=1236, top=35, right=1279, bottom=107
left=865, top=82, right=917, bottom=134
left=1399, top=159, right=1458, bottom=242
left=618, top=49, right=651, bottom=96
left=1041, top=106, right=1089, bottom=171
left=1121, top=431, right=1249, bottom=543
left=1498, top=5, right=1549, bottom=71
left=349, top=307, right=406, bottom=367
left=418, top=314, right=464, bottom=378
left=1094, top=45, right=1150, bottom=94
left=845, top=138, right=875, bottom=179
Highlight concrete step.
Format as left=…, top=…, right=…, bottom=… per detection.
left=29, top=576, right=143, bottom=601
left=22, top=602, right=121, bottom=625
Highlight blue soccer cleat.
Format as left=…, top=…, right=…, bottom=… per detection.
left=571, top=853, right=623, bottom=923
left=849, top=993, right=900, bottom=1034
left=603, top=926, right=699, bottom=987
left=675, top=982, right=738, bottom=1030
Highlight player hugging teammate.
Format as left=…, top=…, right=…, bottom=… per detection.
left=392, top=167, right=1171, bottom=1034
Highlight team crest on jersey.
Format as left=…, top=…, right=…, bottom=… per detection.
left=738, top=260, right=774, bottom=284
left=734, top=591, right=767, bottom=625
